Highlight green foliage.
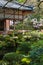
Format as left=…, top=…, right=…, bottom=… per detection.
left=3, top=52, right=23, bottom=65
left=0, top=35, right=16, bottom=58
left=0, top=35, right=4, bottom=41
left=31, top=13, right=41, bottom=21
left=17, top=42, right=31, bottom=54
left=17, top=0, right=26, bottom=3
left=39, top=32, right=43, bottom=39
left=29, top=47, right=43, bottom=65
left=0, top=30, right=43, bottom=65
left=0, top=60, right=8, bottom=65
left=15, top=20, right=34, bottom=30
left=0, top=41, right=7, bottom=56
left=21, top=57, right=31, bottom=65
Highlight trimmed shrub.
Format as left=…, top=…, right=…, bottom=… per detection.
left=17, top=42, right=31, bottom=54
left=29, top=47, right=43, bottom=65
left=3, top=52, right=23, bottom=65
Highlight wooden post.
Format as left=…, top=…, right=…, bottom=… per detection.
left=5, top=19, right=10, bottom=34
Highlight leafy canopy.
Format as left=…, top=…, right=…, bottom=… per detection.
left=17, top=0, right=26, bottom=3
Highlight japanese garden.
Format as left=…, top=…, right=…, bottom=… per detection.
left=0, top=0, right=43, bottom=65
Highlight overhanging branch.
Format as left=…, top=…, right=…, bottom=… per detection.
left=2, top=0, right=13, bottom=8
left=38, top=1, right=43, bottom=8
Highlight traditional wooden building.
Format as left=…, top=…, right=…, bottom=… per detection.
left=0, top=0, right=33, bottom=34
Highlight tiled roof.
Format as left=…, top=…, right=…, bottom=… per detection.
left=0, top=0, right=33, bottom=10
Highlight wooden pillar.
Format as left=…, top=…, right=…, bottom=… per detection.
left=6, top=19, right=10, bottom=32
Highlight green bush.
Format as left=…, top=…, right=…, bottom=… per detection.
left=0, top=60, right=9, bottom=65
left=0, top=35, right=4, bottom=41
left=0, top=41, right=6, bottom=56
left=0, top=30, right=43, bottom=65
left=17, top=42, right=31, bottom=54
left=0, top=35, right=16, bottom=59
left=29, top=47, right=43, bottom=65
left=39, top=32, right=43, bottom=39
left=29, top=39, right=43, bottom=65
left=3, top=52, right=23, bottom=65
